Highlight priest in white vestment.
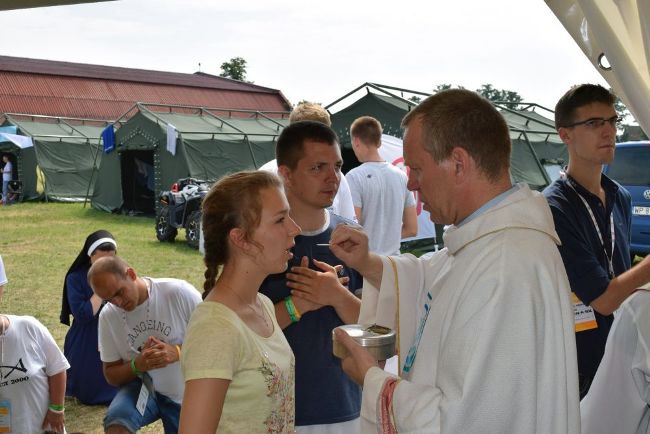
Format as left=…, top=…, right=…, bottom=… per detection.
left=581, top=290, right=650, bottom=434
left=329, top=89, right=580, bottom=434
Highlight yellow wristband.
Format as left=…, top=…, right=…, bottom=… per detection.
left=175, top=344, right=181, bottom=360
left=292, top=298, right=302, bottom=319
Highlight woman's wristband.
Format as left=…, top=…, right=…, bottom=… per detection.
left=175, top=344, right=181, bottom=360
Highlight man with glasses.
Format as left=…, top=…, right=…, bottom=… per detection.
left=544, top=83, right=650, bottom=398
left=88, top=255, right=201, bottom=434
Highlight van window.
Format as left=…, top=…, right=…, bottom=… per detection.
left=607, top=147, right=650, bottom=186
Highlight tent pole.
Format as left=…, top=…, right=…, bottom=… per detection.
left=84, top=136, right=103, bottom=208
left=324, top=83, right=370, bottom=110
left=521, top=130, right=552, bottom=186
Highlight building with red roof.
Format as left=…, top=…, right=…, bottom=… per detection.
left=0, top=55, right=292, bottom=120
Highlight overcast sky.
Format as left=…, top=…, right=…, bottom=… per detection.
left=0, top=0, right=608, bottom=112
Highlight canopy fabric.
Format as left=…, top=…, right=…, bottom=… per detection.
left=91, top=108, right=288, bottom=214
left=0, top=126, right=17, bottom=136
left=545, top=0, right=650, bottom=135
left=0, top=132, right=33, bottom=148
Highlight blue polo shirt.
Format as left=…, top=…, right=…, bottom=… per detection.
left=544, top=173, right=632, bottom=384
left=259, top=212, right=362, bottom=426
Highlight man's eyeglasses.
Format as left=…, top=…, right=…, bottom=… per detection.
left=563, top=115, right=620, bottom=129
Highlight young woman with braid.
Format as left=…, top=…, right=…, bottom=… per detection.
left=180, top=170, right=300, bottom=433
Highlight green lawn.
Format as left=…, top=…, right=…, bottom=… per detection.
left=2, top=201, right=647, bottom=433
left=1, top=202, right=205, bottom=433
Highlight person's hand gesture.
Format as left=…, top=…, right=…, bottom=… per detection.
left=288, top=257, right=350, bottom=309
left=140, top=336, right=178, bottom=371
left=329, top=224, right=371, bottom=272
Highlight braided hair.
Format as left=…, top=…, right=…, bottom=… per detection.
left=201, top=170, right=283, bottom=299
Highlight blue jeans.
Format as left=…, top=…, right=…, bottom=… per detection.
left=104, top=379, right=180, bottom=434
left=1, top=180, right=8, bottom=204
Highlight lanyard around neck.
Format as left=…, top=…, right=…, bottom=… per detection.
left=564, top=176, right=615, bottom=278
left=122, top=278, right=151, bottom=355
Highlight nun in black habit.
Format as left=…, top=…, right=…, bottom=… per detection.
left=61, top=229, right=118, bottom=405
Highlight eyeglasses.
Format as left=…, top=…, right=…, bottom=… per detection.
left=563, top=115, right=620, bottom=129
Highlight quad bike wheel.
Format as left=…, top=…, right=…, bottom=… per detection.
left=156, top=208, right=178, bottom=242
left=185, top=210, right=201, bottom=249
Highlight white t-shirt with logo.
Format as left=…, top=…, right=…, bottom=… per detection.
left=98, top=277, right=201, bottom=403
left=0, top=315, right=70, bottom=434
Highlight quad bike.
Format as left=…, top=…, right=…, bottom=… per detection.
left=155, top=178, right=210, bottom=249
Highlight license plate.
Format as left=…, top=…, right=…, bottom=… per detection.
left=633, top=206, right=650, bottom=216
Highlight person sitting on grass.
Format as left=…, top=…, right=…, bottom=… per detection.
left=0, top=255, right=70, bottom=434
left=89, top=256, right=201, bottom=434
left=61, top=229, right=118, bottom=405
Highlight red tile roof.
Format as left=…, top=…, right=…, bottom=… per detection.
left=0, top=55, right=292, bottom=120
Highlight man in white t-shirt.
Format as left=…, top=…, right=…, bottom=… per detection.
left=1, top=254, right=70, bottom=434
left=347, top=116, right=417, bottom=255
left=2, top=155, right=12, bottom=205
left=0, top=315, right=69, bottom=434
left=89, top=256, right=201, bottom=434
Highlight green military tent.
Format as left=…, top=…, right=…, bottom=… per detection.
left=90, top=103, right=290, bottom=214
left=497, top=103, right=567, bottom=181
left=0, top=114, right=108, bottom=201
left=328, top=83, right=557, bottom=190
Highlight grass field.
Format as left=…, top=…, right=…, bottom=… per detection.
left=2, top=201, right=647, bottom=433
left=1, top=202, right=205, bottom=433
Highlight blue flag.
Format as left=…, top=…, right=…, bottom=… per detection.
left=102, top=124, right=115, bottom=154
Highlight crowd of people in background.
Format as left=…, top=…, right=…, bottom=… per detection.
left=2, top=86, right=650, bottom=433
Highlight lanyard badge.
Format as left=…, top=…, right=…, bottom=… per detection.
left=564, top=176, right=616, bottom=279
left=0, top=400, right=11, bottom=433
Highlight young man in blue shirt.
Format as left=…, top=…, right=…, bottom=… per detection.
left=544, top=84, right=650, bottom=398
left=259, top=120, right=362, bottom=433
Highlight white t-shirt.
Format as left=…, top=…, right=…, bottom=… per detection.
left=259, top=158, right=357, bottom=222
left=2, top=161, right=11, bottom=182
left=0, top=315, right=70, bottom=434
left=0, top=255, right=7, bottom=286
left=98, top=277, right=201, bottom=403
left=346, top=162, right=416, bottom=255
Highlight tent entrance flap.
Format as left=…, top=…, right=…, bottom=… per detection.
left=120, top=150, right=155, bottom=215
